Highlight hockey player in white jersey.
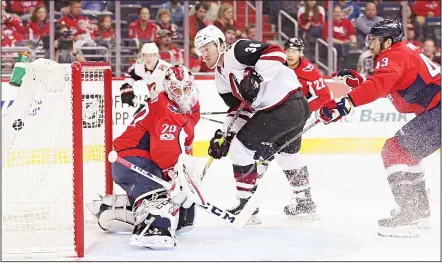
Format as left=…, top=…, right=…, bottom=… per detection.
left=194, top=25, right=311, bottom=223
left=120, top=42, right=172, bottom=115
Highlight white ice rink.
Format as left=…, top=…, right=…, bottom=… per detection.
left=78, top=153, right=440, bottom=261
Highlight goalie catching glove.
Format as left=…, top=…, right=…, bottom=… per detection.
left=238, top=67, right=263, bottom=105
left=319, top=97, right=353, bottom=124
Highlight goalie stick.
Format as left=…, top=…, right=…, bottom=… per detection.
left=108, top=151, right=245, bottom=228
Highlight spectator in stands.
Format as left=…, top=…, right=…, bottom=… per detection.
left=213, top=3, right=241, bottom=37
left=52, top=24, right=86, bottom=63
left=403, top=4, right=423, bottom=44
left=224, top=25, right=237, bottom=46
left=74, top=18, right=98, bottom=48
left=356, top=49, right=374, bottom=77
left=128, top=7, right=160, bottom=43
left=188, top=41, right=201, bottom=72
left=157, top=29, right=183, bottom=64
left=244, top=24, right=257, bottom=40
left=10, top=0, right=44, bottom=16
left=322, top=5, right=357, bottom=68
left=189, top=0, right=219, bottom=23
left=158, top=0, right=184, bottom=28
left=406, top=24, right=423, bottom=50
left=158, top=9, right=179, bottom=40
left=189, top=3, right=210, bottom=41
left=81, top=0, right=106, bottom=13
left=58, top=0, right=90, bottom=35
left=355, top=2, right=383, bottom=49
left=422, top=38, right=439, bottom=63
left=94, top=15, right=115, bottom=42
left=28, top=5, right=50, bottom=43
left=412, top=1, right=440, bottom=26
left=2, top=1, right=27, bottom=41
left=298, top=0, right=325, bottom=50
left=335, top=0, right=361, bottom=24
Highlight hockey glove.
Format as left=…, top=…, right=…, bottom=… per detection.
left=253, top=142, right=277, bottom=162
left=208, top=129, right=235, bottom=159
left=168, top=154, right=203, bottom=209
left=120, top=83, right=135, bottom=107
left=238, top=68, right=263, bottom=105
left=332, top=69, right=365, bottom=89
left=319, top=97, right=353, bottom=124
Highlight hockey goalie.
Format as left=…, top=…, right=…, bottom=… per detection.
left=87, top=65, right=201, bottom=249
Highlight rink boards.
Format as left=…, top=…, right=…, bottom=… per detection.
left=1, top=76, right=418, bottom=156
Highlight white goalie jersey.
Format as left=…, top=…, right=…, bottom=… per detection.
left=215, top=39, right=302, bottom=111
left=124, top=59, right=172, bottom=99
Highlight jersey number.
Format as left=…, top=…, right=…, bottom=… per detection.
left=419, top=53, right=440, bottom=77
left=161, top=124, right=177, bottom=133
left=375, top=58, right=389, bottom=70
left=306, top=78, right=326, bottom=91
left=245, top=43, right=261, bottom=53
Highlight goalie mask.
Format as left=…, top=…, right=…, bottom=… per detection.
left=163, top=65, right=198, bottom=113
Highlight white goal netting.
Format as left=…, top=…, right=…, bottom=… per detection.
left=2, top=59, right=112, bottom=257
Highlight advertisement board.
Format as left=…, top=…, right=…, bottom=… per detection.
left=1, top=77, right=416, bottom=155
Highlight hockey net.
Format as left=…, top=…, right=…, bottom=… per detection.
left=2, top=60, right=113, bottom=258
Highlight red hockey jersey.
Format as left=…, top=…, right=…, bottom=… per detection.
left=348, top=41, right=441, bottom=115
left=291, top=58, right=331, bottom=111
left=113, top=92, right=200, bottom=171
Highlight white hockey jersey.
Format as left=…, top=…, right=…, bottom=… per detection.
left=215, top=39, right=302, bottom=111
left=123, top=58, right=172, bottom=98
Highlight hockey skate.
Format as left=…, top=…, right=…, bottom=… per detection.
left=284, top=188, right=320, bottom=221
left=389, top=183, right=431, bottom=229
left=130, top=218, right=177, bottom=249
left=378, top=183, right=426, bottom=238
left=228, top=197, right=261, bottom=225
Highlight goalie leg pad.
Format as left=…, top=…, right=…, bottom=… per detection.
left=86, top=194, right=134, bottom=232
left=176, top=204, right=196, bottom=235
left=130, top=189, right=180, bottom=249
left=111, top=156, right=164, bottom=205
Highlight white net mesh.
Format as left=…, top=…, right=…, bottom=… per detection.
left=2, top=60, right=111, bottom=257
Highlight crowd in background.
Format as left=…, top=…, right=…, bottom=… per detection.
left=1, top=0, right=441, bottom=76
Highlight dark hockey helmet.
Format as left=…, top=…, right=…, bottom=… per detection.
left=284, top=37, right=304, bottom=50
left=365, top=19, right=404, bottom=47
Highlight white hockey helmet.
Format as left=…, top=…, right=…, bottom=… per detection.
left=141, top=42, right=159, bottom=54
left=163, top=65, right=199, bottom=113
left=194, top=25, right=226, bottom=69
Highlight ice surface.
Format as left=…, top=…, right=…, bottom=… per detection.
left=8, top=153, right=442, bottom=261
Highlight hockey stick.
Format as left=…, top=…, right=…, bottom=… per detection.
left=200, top=111, right=228, bottom=116
left=237, top=119, right=321, bottom=182
left=227, top=119, right=322, bottom=228
left=200, top=74, right=246, bottom=180
left=200, top=116, right=224, bottom=124
left=108, top=151, right=242, bottom=228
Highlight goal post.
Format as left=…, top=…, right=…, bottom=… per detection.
left=2, top=60, right=113, bottom=258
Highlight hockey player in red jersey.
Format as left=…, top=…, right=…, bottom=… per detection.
left=86, top=65, right=201, bottom=249
left=194, top=25, right=311, bottom=224
left=319, top=20, right=440, bottom=238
